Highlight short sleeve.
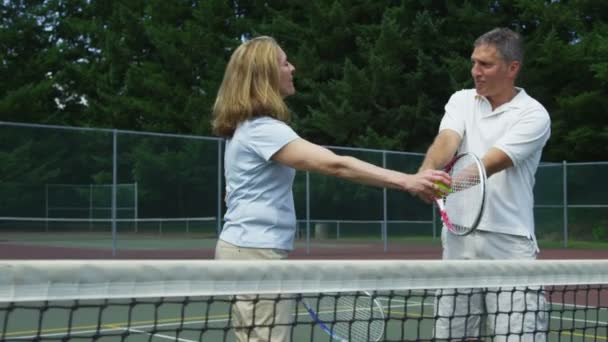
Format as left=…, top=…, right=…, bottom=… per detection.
left=439, top=90, right=467, bottom=138
left=247, top=117, right=300, bottom=161
left=494, top=108, right=551, bottom=166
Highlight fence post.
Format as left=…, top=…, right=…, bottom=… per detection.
left=382, top=151, right=388, bottom=252
left=134, top=182, right=138, bottom=233
left=217, top=140, right=223, bottom=235
left=306, top=171, right=310, bottom=255
left=45, top=184, right=49, bottom=232
left=111, top=130, right=117, bottom=257
left=89, top=184, right=94, bottom=231
left=563, top=160, right=568, bottom=248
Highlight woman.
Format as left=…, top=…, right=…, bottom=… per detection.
left=212, top=36, right=450, bottom=342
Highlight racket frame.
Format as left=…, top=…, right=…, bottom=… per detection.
left=300, top=291, right=385, bottom=342
left=435, top=152, right=487, bottom=236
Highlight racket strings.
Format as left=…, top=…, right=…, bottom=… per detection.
left=451, top=176, right=480, bottom=191
left=309, top=292, right=384, bottom=341
left=446, top=158, right=485, bottom=234
left=450, top=162, right=481, bottom=192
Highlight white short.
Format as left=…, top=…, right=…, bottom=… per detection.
left=433, top=230, right=548, bottom=341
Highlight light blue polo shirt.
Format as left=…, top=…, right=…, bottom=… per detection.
left=220, top=116, right=300, bottom=250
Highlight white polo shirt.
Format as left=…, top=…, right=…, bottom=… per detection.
left=220, top=116, right=300, bottom=250
left=439, top=88, right=551, bottom=238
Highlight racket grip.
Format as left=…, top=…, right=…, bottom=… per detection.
left=435, top=199, right=455, bottom=233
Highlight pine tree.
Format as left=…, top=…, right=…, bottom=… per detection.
left=0, top=0, right=63, bottom=123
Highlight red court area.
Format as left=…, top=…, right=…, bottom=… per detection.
left=1, top=240, right=607, bottom=260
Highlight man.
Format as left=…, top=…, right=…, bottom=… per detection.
left=418, top=27, right=551, bottom=341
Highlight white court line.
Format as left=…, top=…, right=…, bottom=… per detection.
left=127, top=327, right=197, bottom=342
left=3, top=317, right=228, bottom=341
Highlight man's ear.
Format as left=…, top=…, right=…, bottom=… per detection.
left=509, top=60, right=521, bottom=79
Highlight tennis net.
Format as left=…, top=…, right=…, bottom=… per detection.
left=1, top=259, right=607, bottom=341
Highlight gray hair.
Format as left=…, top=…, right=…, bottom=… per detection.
left=474, top=28, right=524, bottom=65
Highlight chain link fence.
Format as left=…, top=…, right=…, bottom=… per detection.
left=1, top=121, right=606, bottom=254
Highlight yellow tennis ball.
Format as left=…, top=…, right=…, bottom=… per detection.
left=434, top=181, right=451, bottom=196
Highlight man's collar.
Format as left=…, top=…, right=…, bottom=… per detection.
left=476, top=87, right=525, bottom=114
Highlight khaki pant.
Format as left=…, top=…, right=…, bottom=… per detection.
left=215, top=239, right=294, bottom=342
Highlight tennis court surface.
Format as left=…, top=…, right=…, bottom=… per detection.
left=1, top=259, right=607, bottom=341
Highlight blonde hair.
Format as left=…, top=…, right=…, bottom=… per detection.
left=212, top=36, right=291, bottom=138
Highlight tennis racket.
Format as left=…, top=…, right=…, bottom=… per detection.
left=435, top=152, right=487, bottom=235
left=301, top=291, right=385, bottom=342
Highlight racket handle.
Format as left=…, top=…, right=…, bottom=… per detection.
left=435, top=198, right=455, bottom=233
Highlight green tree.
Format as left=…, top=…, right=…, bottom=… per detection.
left=83, top=0, right=238, bottom=134
left=516, top=0, right=608, bottom=161
left=0, top=0, right=63, bottom=123
left=1, top=0, right=607, bottom=161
